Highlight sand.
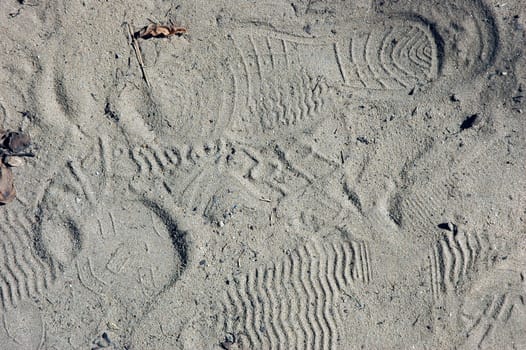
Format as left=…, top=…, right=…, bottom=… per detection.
left=0, top=0, right=525, bottom=349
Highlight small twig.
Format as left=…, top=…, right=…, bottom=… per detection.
left=237, top=248, right=245, bottom=268
left=343, top=291, right=364, bottom=309
left=126, top=22, right=150, bottom=88
left=2, top=152, right=35, bottom=158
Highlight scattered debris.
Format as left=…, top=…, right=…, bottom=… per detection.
left=106, top=321, right=120, bottom=331
left=104, top=102, right=119, bottom=122
left=91, top=331, right=116, bottom=350
left=126, top=22, right=150, bottom=88
left=125, top=21, right=186, bottom=87
left=9, top=8, right=22, bottom=18
left=460, top=114, right=481, bottom=130
left=357, top=136, right=370, bottom=144
left=19, top=110, right=37, bottom=121
left=17, top=0, right=38, bottom=6
left=0, top=128, right=34, bottom=205
left=512, top=94, right=523, bottom=104
left=2, top=131, right=31, bottom=153
left=220, top=333, right=237, bottom=350
left=5, top=156, right=24, bottom=167
left=135, top=23, right=187, bottom=39
left=437, top=222, right=458, bottom=234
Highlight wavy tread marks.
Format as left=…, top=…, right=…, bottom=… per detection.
left=221, top=238, right=372, bottom=349
left=0, top=210, right=55, bottom=311
left=429, top=231, right=494, bottom=301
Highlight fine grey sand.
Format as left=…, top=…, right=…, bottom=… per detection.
left=0, top=0, right=525, bottom=349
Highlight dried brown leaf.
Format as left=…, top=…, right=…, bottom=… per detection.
left=0, top=163, right=16, bottom=205
left=3, top=131, right=31, bottom=153
left=135, top=24, right=187, bottom=39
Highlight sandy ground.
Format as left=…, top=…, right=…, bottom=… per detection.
left=0, top=0, right=525, bottom=349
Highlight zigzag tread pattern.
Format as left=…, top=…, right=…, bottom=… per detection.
left=429, top=230, right=493, bottom=302
left=229, top=31, right=328, bottom=133
left=221, top=238, right=371, bottom=349
left=0, top=208, right=56, bottom=311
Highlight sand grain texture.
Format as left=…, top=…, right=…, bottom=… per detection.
left=0, top=0, right=525, bottom=349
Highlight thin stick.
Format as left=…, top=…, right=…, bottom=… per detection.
left=2, top=152, right=35, bottom=158
left=127, top=22, right=150, bottom=88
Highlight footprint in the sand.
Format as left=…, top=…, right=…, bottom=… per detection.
left=428, top=244, right=526, bottom=349
left=0, top=207, right=51, bottom=349
left=222, top=1, right=498, bottom=140
left=460, top=266, right=526, bottom=349
left=223, top=18, right=438, bottom=142
left=428, top=229, right=496, bottom=302
left=104, top=1, right=499, bottom=149
left=219, top=235, right=371, bottom=350
left=30, top=135, right=190, bottom=347
left=0, top=207, right=56, bottom=312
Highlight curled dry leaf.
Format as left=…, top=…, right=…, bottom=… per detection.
left=0, top=163, right=16, bottom=205
left=135, top=24, right=187, bottom=39
left=2, top=131, right=31, bottom=153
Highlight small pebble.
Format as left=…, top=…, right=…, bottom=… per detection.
left=5, top=156, right=24, bottom=167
